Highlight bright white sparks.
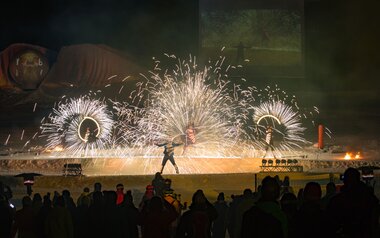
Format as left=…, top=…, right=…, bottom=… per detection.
left=252, top=100, right=308, bottom=151
left=115, top=56, right=246, bottom=157
left=40, top=96, right=114, bottom=156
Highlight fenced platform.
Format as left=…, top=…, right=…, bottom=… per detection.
left=63, top=163, right=82, bottom=176
left=260, top=159, right=303, bottom=172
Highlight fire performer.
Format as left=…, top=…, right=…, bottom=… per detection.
left=84, top=128, right=91, bottom=143
left=263, top=126, right=276, bottom=159
left=156, top=141, right=182, bottom=174
left=182, top=123, right=196, bottom=155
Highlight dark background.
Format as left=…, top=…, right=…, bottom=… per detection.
left=0, top=0, right=379, bottom=140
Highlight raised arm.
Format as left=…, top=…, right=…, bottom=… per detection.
left=156, top=143, right=168, bottom=147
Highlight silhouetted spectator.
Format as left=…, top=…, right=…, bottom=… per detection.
left=0, top=194, right=13, bottom=238
left=32, top=193, right=42, bottom=214
left=89, top=182, right=102, bottom=202
left=176, top=189, right=217, bottom=238
left=87, top=191, right=105, bottom=238
left=116, top=184, right=125, bottom=205
left=281, top=176, right=294, bottom=195
left=241, top=176, right=287, bottom=238
left=152, top=172, right=166, bottom=197
left=280, top=193, right=297, bottom=238
left=163, top=180, right=183, bottom=235
left=227, top=194, right=238, bottom=238
left=139, top=184, right=154, bottom=211
left=294, top=182, right=327, bottom=238
left=11, top=196, right=38, bottom=238
left=62, top=189, right=77, bottom=234
left=234, top=189, right=255, bottom=238
left=52, top=191, right=60, bottom=206
left=36, top=194, right=52, bottom=238
left=321, top=182, right=336, bottom=210
left=45, top=195, right=73, bottom=238
left=74, top=193, right=90, bottom=238
left=140, top=196, right=178, bottom=238
left=0, top=181, right=13, bottom=202
left=120, top=193, right=139, bottom=238
left=103, top=191, right=123, bottom=237
left=274, top=175, right=282, bottom=187
left=211, top=192, right=229, bottom=238
left=77, top=187, right=90, bottom=207
left=327, top=167, right=380, bottom=238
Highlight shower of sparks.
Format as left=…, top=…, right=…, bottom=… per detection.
left=240, top=84, right=320, bottom=154
left=4, top=134, right=10, bottom=146
left=20, top=130, right=25, bottom=141
left=40, top=96, right=114, bottom=156
left=116, top=55, right=247, bottom=157
left=251, top=100, right=308, bottom=151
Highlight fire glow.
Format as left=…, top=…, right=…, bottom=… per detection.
left=343, top=152, right=361, bottom=160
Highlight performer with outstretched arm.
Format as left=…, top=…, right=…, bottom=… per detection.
left=156, top=141, right=182, bottom=174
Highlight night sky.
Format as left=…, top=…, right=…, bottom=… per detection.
left=1, top=0, right=380, bottom=140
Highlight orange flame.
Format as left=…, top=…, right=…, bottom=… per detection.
left=344, top=152, right=361, bottom=160
left=344, top=153, right=352, bottom=160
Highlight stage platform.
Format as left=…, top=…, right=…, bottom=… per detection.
left=1, top=153, right=380, bottom=176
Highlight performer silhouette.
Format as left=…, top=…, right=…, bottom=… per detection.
left=156, top=141, right=182, bottom=174
left=263, top=126, right=276, bottom=159
left=84, top=128, right=91, bottom=143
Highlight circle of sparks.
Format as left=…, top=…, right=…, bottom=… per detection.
left=256, top=114, right=281, bottom=125
left=41, top=96, right=114, bottom=156
left=77, top=116, right=101, bottom=141
left=253, top=100, right=307, bottom=151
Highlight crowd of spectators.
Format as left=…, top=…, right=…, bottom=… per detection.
left=0, top=167, right=379, bottom=238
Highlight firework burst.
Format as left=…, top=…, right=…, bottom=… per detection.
left=118, top=56, right=246, bottom=157
left=40, top=96, right=114, bottom=156
left=238, top=84, right=321, bottom=155
left=252, top=100, right=308, bottom=151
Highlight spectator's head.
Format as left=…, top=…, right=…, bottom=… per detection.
left=62, top=189, right=71, bottom=197
left=83, top=187, right=90, bottom=193
left=243, top=188, right=252, bottom=198
left=94, top=182, right=102, bottom=192
left=80, top=195, right=91, bottom=207
left=43, top=193, right=51, bottom=207
left=283, top=176, right=290, bottom=187
left=217, top=192, right=225, bottom=201
left=154, top=172, right=163, bottom=180
left=144, top=185, right=154, bottom=199
left=149, top=196, right=163, bottom=212
left=33, top=193, right=42, bottom=203
left=303, top=182, right=322, bottom=203
left=192, top=189, right=207, bottom=205
left=343, top=168, right=360, bottom=188
left=326, top=182, right=336, bottom=195
left=22, top=196, right=32, bottom=208
left=261, top=176, right=280, bottom=201
left=116, top=184, right=124, bottom=192
left=92, top=191, right=103, bottom=205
